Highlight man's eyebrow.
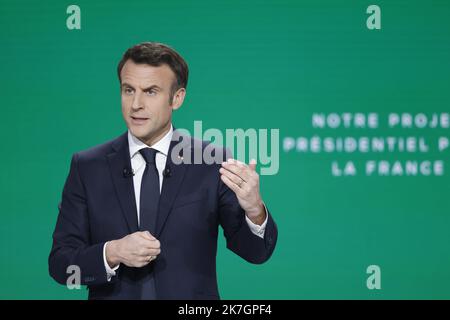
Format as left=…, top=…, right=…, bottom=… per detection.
left=121, top=82, right=162, bottom=91
left=121, top=82, right=134, bottom=88
left=142, top=85, right=162, bottom=91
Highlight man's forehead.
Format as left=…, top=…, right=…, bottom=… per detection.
left=121, top=60, right=175, bottom=87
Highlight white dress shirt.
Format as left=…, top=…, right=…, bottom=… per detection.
left=103, top=125, right=268, bottom=280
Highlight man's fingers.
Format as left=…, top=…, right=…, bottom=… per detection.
left=138, top=253, right=159, bottom=265
left=138, top=232, right=160, bottom=246
left=220, top=174, right=241, bottom=194
left=249, top=159, right=257, bottom=172
left=145, top=248, right=161, bottom=256
left=136, top=247, right=161, bottom=257
left=145, top=239, right=161, bottom=250
left=137, top=256, right=153, bottom=265
left=133, top=232, right=161, bottom=251
left=219, top=167, right=243, bottom=185
left=139, top=231, right=155, bottom=240
left=138, top=238, right=161, bottom=250
left=221, top=160, right=248, bottom=181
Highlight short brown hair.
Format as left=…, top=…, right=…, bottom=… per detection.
left=117, top=42, right=189, bottom=101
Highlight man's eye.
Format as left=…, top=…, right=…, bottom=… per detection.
left=146, top=90, right=156, bottom=96
left=124, top=88, right=134, bottom=94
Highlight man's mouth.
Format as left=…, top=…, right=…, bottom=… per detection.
left=130, top=116, right=149, bottom=125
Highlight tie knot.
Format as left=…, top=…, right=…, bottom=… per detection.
left=139, top=148, right=158, bottom=164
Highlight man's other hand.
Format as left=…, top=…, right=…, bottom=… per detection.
left=106, top=231, right=161, bottom=268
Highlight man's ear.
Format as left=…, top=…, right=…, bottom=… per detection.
left=171, top=88, right=186, bottom=111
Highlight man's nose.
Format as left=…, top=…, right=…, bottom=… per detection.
left=131, top=92, right=144, bottom=110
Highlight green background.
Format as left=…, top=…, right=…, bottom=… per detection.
left=1, top=0, right=449, bottom=299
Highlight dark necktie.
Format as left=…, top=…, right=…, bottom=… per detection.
left=139, top=147, right=160, bottom=235
left=137, top=147, right=160, bottom=299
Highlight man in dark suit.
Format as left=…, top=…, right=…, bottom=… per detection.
left=49, top=42, right=277, bottom=299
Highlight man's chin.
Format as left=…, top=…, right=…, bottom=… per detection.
left=129, top=127, right=152, bottom=140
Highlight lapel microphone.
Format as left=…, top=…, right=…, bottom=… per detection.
left=123, top=167, right=135, bottom=178
left=163, top=166, right=171, bottom=178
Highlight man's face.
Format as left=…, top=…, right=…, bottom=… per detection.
left=120, top=60, right=185, bottom=146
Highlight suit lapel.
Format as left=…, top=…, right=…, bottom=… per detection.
left=155, top=130, right=189, bottom=238
left=107, top=132, right=139, bottom=233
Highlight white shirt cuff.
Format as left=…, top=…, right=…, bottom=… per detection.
left=245, top=205, right=269, bottom=239
left=103, top=242, right=120, bottom=282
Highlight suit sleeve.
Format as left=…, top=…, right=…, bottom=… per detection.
left=48, top=153, right=114, bottom=286
left=217, top=150, right=278, bottom=264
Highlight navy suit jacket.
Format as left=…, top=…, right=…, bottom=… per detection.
left=49, top=130, right=277, bottom=299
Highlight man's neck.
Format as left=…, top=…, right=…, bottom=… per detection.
left=139, top=123, right=172, bottom=147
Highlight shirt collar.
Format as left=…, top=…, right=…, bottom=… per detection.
left=128, top=124, right=173, bottom=159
